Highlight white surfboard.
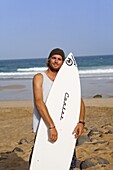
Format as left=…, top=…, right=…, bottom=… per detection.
left=30, top=53, right=81, bottom=170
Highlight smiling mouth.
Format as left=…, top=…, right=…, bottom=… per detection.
left=53, top=63, right=59, bottom=67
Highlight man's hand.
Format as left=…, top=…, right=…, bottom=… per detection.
left=72, top=123, right=84, bottom=138
left=48, top=127, right=58, bottom=143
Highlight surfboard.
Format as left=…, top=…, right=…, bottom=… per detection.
left=30, top=53, right=81, bottom=170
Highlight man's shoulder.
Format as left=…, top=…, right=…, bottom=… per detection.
left=33, top=73, right=43, bottom=81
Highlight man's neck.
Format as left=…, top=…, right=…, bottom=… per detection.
left=45, top=69, right=58, bottom=81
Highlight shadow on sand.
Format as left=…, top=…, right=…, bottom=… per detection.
left=0, top=151, right=29, bottom=170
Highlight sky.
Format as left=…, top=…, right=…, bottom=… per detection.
left=0, top=0, right=113, bottom=60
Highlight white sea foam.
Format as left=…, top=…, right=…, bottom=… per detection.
left=17, top=67, right=47, bottom=72
left=0, top=67, right=113, bottom=79
left=79, top=68, right=113, bottom=74
left=0, top=72, right=35, bottom=79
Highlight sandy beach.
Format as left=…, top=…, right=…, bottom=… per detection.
left=0, top=98, right=113, bottom=170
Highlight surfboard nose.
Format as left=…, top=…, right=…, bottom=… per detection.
left=65, top=53, right=77, bottom=67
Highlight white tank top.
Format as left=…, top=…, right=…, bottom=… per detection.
left=33, top=72, right=53, bottom=133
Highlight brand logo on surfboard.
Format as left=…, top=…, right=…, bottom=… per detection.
left=65, top=54, right=77, bottom=66
left=60, top=92, right=69, bottom=120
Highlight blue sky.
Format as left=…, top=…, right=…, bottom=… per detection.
left=0, top=0, right=113, bottom=59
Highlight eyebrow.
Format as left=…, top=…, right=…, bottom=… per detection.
left=51, top=56, right=63, bottom=60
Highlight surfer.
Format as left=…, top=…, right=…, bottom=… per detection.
left=30, top=48, right=85, bottom=170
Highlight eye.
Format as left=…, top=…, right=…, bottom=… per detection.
left=51, top=57, right=56, bottom=60
left=58, top=58, right=62, bottom=61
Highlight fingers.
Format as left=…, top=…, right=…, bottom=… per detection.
left=49, top=135, right=57, bottom=143
left=72, top=124, right=84, bottom=138
left=48, top=128, right=58, bottom=143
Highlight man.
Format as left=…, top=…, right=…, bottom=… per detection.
left=32, top=48, right=85, bottom=169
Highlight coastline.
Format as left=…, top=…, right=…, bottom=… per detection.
left=0, top=98, right=113, bottom=107
left=0, top=76, right=113, bottom=100
left=0, top=98, right=113, bottom=170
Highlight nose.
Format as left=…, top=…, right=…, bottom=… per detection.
left=55, top=58, right=59, bottom=63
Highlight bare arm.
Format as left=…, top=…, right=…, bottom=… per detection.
left=33, top=73, right=58, bottom=142
left=73, top=99, right=85, bottom=138
left=79, top=98, right=85, bottom=123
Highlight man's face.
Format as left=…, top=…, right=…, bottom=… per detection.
left=49, top=54, right=64, bottom=72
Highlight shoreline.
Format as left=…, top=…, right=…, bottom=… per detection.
left=0, top=100, right=33, bottom=108
left=0, top=77, right=113, bottom=100
left=0, top=98, right=113, bottom=107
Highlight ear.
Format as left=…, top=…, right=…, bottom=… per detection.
left=46, top=59, right=50, bottom=67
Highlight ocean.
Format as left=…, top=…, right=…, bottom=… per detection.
left=0, top=55, right=113, bottom=79
left=0, top=54, right=113, bottom=100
